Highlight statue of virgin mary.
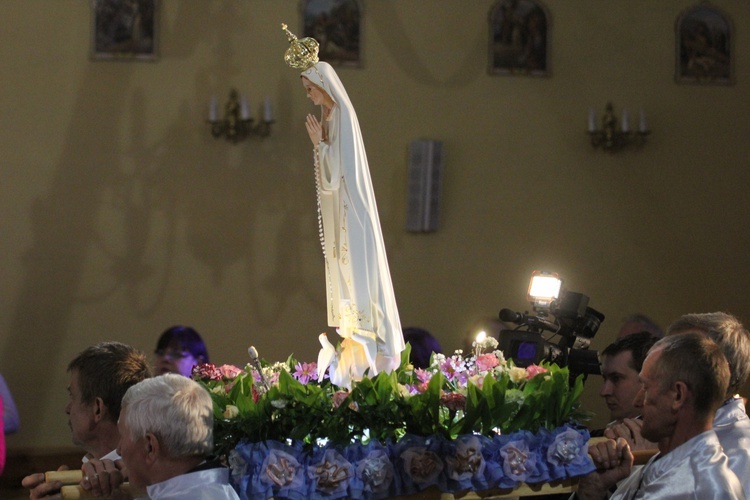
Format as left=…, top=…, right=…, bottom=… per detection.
left=282, top=24, right=404, bottom=388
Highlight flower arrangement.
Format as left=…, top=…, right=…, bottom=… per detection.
left=193, top=337, right=594, bottom=499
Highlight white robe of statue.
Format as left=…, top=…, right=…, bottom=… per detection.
left=302, top=62, right=404, bottom=389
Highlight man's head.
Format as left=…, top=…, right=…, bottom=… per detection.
left=617, top=314, right=663, bottom=339
left=666, top=312, right=750, bottom=397
left=66, top=342, right=151, bottom=455
left=403, top=327, right=442, bottom=369
left=635, top=332, right=730, bottom=445
left=117, top=374, right=214, bottom=489
left=599, top=331, right=658, bottom=421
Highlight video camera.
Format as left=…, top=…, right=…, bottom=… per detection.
left=498, top=271, right=604, bottom=381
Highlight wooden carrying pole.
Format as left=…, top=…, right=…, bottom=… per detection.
left=45, top=470, right=142, bottom=499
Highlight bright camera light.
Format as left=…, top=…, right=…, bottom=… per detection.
left=526, top=271, right=562, bottom=307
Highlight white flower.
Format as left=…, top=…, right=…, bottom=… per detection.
left=493, top=350, right=507, bottom=367
left=509, top=367, right=527, bottom=384
left=272, top=361, right=290, bottom=372
left=468, top=374, right=484, bottom=387
left=474, top=336, right=499, bottom=354
left=223, top=404, right=240, bottom=419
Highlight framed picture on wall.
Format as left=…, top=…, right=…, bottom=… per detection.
left=302, top=0, right=361, bottom=68
left=675, top=4, right=733, bottom=85
left=91, top=0, right=158, bottom=61
left=488, top=0, right=550, bottom=76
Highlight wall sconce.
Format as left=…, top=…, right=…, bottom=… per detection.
left=588, top=102, right=649, bottom=153
left=207, top=89, right=273, bottom=143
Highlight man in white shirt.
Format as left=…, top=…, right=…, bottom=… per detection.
left=21, top=341, right=151, bottom=498
left=577, top=333, right=744, bottom=499
left=115, top=374, right=239, bottom=499
left=665, top=312, right=750, bottom=492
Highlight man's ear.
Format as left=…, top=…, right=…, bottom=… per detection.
left=144, top=432, right=161, bottom=465
left=92, top=397, right=109, bottom=423
left=671, top=380, right=689, bottom=411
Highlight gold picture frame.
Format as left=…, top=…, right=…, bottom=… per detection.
left=302, top=0, right=361, bottom=68
left=91, top=0, right=158, bottom=61
left=488, top=0, right=550, bottom=76
left=675, top=4, right=733, bottom=85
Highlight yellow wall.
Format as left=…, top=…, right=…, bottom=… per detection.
left=2, top=0, right=749, bottom=451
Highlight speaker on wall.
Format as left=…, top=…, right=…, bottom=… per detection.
left=406, top=139, right=444, bottom=233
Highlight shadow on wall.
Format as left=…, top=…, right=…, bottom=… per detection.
left=1, top=1, right=318, bottom=441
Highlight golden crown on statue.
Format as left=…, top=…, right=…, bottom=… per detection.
left=281, top=23, right=319, bottom=70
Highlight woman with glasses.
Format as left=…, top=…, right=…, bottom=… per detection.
left=154, top=325, right=209, bottom=377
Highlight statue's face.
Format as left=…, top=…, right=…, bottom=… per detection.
left=302, top=77, right=329, bottom=107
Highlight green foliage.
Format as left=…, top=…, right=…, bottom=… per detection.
left=197, top=354, right=590, bottom=459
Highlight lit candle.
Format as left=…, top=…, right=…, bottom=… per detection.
left=476, top=330, right=486, bottom=343
left=208, top=95, right=218, bottom=122
left=264, top=96, right=273, bottom=122
left=587, top=108, right=596, bottom=132
left=240, top=94, right=250, bottom=120
left=621, top=108, right=630, bottom=133
left=639, top=108, right=647, bottom=133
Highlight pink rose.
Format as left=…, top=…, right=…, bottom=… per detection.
left=192, top=363, right=223, bottom=381
left=475, top=354, right=499, bottom=372
left=526, top=364, right=548, bottom=379
left=219, top=364, right=243, bottom=379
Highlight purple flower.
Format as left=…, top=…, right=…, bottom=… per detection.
left=415, top=368, right=433, bottom=383
left=292, top=361, right=318, bottom=384
left=262, top=449, right=302, bottom=488
left=500, top=440, right=533, bottom=482
left=445, top=436, right=485, bottom=482
left=356, top=449, right=394, bottom=494
left=227, top=448, right=247, bottom=479
left=547, top=428, right=586, bottom=466
left=308, top=449, right=353, bottom=495
left=408, top=381, right=430, bottom=394
left=402, top=447, right=444, bottom=486
left=440, top=357, right=464, bottom=383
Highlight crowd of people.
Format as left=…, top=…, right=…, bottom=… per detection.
left=15, top=326, right=236, bottom=499
left=2, top=311, right=746, bottom=498
left=577, top=312, right=750, bottom=498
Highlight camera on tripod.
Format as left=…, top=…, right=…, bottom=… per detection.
left=498, top=271, right=604, bottom=380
